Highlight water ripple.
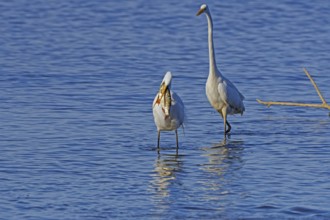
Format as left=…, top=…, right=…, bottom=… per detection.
left=0, top=0, right=330, bottom=219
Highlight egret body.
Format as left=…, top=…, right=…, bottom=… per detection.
left=197, top=4, right=245, bottom=138
left=153, top=72, right=184, bottom=149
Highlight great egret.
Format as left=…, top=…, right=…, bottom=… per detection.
left=152, top=72, right=184, bottom=148
left=153, top=72, right=185, bottom=149
left=196, top=4, right=245, bottom=138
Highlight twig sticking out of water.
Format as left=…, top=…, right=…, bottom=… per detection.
left=257, top=68, right=330, bottom=111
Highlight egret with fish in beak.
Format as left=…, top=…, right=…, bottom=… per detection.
left=153, top=72, right=185, bottom=150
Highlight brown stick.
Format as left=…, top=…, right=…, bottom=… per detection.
left=257, top=68, right=330, bottom=110
left=256, top=99, right=330, bottom=110
left=303, top=68, right=327, bottom=104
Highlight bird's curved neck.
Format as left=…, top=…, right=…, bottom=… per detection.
left=206, top=11, right=218, bottom=76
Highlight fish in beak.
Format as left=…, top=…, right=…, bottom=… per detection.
left=163, top=87, right=171, bottom=118
left=155, top=83, right=166, bottom=105
left=154, top=83, right=171, bottom=118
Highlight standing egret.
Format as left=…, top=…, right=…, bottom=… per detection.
left=153, top=72, right=184, bottom=150
left=196, top=4, right=245, bottom=138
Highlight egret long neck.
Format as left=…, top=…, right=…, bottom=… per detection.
left=206, top=11, right=218, bottom=75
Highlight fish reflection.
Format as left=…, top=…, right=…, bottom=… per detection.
left=150, top=152, right=183, bottom=198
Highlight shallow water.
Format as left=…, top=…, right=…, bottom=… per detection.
left=0, top=0, right=329, bottom=219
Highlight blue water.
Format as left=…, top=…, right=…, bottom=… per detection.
left=0, top=0, right=329, bottom=219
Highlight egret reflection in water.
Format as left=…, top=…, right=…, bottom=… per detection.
left=200, top=140, right=245, bottom=194
left=150, top=152, right=183, bottom=198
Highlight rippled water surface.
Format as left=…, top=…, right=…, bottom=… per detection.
left=1, top=0, right=330, bottom=219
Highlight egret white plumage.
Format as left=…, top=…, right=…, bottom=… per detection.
left=153, top=72, right=184, bottom=149
left=196, top=4, right=245, bottom=138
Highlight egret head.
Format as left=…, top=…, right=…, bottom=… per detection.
left=162, top=71, right=172, bottom=88
left=196, top=4, right=208, bottom=16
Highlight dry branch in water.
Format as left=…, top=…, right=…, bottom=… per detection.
left=257, top=68, right=330, bottom=111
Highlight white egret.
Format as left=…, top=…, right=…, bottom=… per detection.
left=196, top=4, right=245, bottom=138
left=153, top=72, right=185, bottom=149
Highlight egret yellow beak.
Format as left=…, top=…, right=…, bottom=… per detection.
left=196, top=8, right=205, bottom=16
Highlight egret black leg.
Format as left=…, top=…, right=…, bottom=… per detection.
left=225, top=120, right=231, bottom=134
left=222, top=109, right=227, bottom=139
left=175, top=129, right=179, bottom=149
left=157, top=130, right=161, bottom=149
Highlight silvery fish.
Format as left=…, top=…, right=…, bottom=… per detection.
left=163, top=88, right=171, bottom=118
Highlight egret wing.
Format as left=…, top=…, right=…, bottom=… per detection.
left=218, top=79, right=245, bottom=113
left=171, top=91, right=185, bottom=125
